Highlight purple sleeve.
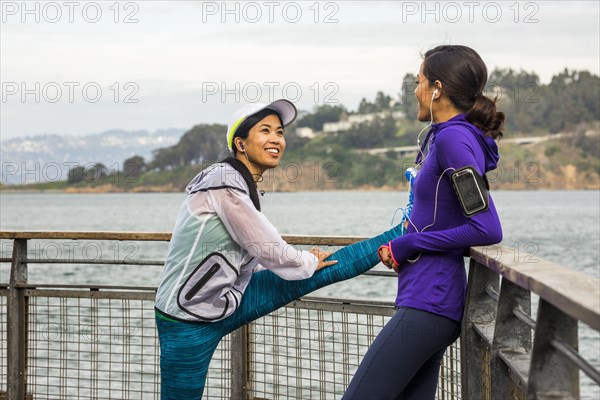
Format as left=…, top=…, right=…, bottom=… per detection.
left=389, top=129, right=503, bottom=265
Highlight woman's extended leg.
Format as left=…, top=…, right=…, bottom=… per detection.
left=221, top=223, right=405, bottom=333
left=157, top=223, right=405, bottom=399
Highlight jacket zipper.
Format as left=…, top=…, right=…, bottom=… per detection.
left=185, top=263, right=221, bottom=301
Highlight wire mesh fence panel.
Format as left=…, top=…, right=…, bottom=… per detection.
left=248, top=307, right=384, bottom=399
left=246, top=302, right=461, bottom=400
left=27, top=294, right=160, bottom=399
left=24, top=291, right=237, bottom=400
left=3, top=284, right=463, bottom=399
left=438, top=341, right=462, bottom=400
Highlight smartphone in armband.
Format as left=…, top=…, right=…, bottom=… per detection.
left=450, top=166, right=490, bottom=217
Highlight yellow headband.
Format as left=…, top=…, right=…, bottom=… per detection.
left=227, top=116, right=247, bottom=151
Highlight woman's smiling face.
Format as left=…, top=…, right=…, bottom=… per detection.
left=241, top=113, right=286, bottom=171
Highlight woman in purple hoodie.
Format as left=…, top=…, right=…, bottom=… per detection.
left=343, top=45, right=504, bottom=399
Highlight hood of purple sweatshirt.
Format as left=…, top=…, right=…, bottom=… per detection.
left=416, top=113, right=500, bottom=173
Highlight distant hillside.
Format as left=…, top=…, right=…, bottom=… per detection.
left=4, top=128, right=597, bottom=192
left=2, top=67, right=598, bottom=191
left=1, top=129, right=184, bottom=184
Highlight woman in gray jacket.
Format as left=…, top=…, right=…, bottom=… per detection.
left=155, top=99, right=404, bottom=399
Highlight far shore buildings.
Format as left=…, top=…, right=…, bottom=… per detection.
left=295, top=110, right=405, bottom=138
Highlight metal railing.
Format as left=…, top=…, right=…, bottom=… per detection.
left=0, top=231, right=460, bottom=400
left=1, top=231, right=599, bottom=399
left=463, top=245, right=600, bottom=399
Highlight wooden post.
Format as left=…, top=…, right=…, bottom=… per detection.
left=231, top=325, right=249, bottom=400
left=527, top=299, right=579, bottom=399
left=7, top=239, right=28, bottom=400
left=461, top=258, right=499, bottom=400
left=491, top=278, right=531, bottom=397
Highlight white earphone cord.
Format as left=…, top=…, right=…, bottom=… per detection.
left=404, top=166, right=455, bottom=263
left=407, top=87, right=450, bottom=263
left=415, top=88, right=437, bottom=169
left=396, top=87, right=456, bottom=264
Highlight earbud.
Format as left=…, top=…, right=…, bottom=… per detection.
left=237, top=141, right=245, bottom=152
left=433, top=88, right=439, bottom=98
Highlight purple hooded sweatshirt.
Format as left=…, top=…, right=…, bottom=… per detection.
left=388, top=114, right=503, bottom=321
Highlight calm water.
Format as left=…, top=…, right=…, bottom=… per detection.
left=1, top=190, right=599, bottom=397
left=1, top=190, right=598, bottom=277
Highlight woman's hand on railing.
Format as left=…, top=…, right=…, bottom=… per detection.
left=310, top=247, right=338, bottom=270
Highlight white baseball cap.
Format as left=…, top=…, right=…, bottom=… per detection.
left=226, top=99, right=297, bottom=151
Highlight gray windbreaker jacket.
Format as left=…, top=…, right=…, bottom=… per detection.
left=155, top=162, right=318, bottom=322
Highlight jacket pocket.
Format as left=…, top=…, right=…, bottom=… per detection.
left=177, top=252, right=239, bottom=321
left=184, top=262, right=221, bottom=301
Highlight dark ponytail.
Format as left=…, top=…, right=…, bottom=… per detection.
left=423, top=45, right=505, bottom=140
left=468, top=94, right=505, bottom=140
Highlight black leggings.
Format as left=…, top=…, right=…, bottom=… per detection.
left=342, top=307, right=461, bottom=400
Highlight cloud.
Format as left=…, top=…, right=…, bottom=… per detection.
left=1, top=1, right=598, bottom=139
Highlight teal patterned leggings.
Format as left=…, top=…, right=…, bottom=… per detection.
left=156, top=224, right=404, bottom=399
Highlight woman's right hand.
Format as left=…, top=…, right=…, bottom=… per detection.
left=310, top=247, right=338, bottom=270
left=378, top=245, right=399, bottom=273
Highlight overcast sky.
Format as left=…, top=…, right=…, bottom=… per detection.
left=1, top=0, right=599, bottom=139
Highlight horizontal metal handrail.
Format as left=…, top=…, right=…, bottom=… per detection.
left=550, top=339, right=600, bottom=384
left=484, top=285, right=500, bottom=302
left=2, top=258, right=166, bottom=265
left=3, top=232, right=598, bottom=330
left=0, top=230, right=173, bottom=241
left=0, top=230, right=368, bottom=246
left=17, top=283, right=158, bottom=291
left=512, top=306, right=536, bottom=330
left=0, top=231, right=398, bottom=282
left=0, top=254, right=396, bottom=277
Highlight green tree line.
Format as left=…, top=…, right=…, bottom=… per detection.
left=59, top=67, right=598, bottom=190
left=399, top=68, right=599, bottom=134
